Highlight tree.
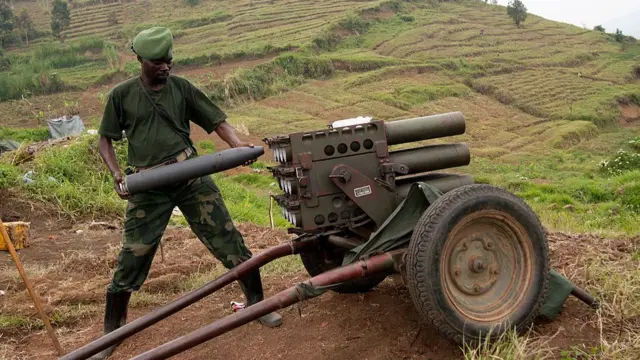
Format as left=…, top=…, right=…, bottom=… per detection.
left=15, top=9, right=34, bottom=46
left=50, top=0, right=70, bottom=41
left=491, top=0, right=498, bottom=4
left=593, top=25, right=605, bottom=32
left=614, top=28, right=624, bottom=42
left=506, top=0, right=527, bottom=28
left=0, top=0, right=14, bottom=48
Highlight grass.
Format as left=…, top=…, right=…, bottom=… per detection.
left=0, top=126, right=50, bottom=143
left=206, top=53, right=335, bottom=105
left=1, top=133, right=288, bottom=227
left=468, top=142, right=640, bottom=236
left=0, top=314, right=38, bottom=331
left=462, top=328, right=554, bottom=360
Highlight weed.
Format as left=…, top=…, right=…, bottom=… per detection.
left=0, top=314, right=38, bottom=331
left=197, top=140, right=216, bottom=154
left=20, top=135, right=128, bottom=219
left=462, top=327, right=554, bottom=359
left=0, top=126, right=50, bottom=143
left=599, top=150, right=640, bottom=177
left=0, top=164, right=20, bottom=189
left=178, top=267, right=225, bottom=292
left=208, top=55, right=334, bottom=105
left=262, top=255, right=305, bottom=275
left=274, top=54, right=334, bottom=79
left=628, top=136, right=640, bottom=151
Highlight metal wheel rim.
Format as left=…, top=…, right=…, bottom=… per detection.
left=440, top=209, right=534, bottom=323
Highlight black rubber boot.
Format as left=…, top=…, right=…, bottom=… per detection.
left=237, top=269, right=282, bottom=328
left=89, top=290, right=131, bottom=360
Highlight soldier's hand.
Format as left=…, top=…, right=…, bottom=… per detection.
left=232, top=141, right=257, bottom=166
left=232, top=141, right=254, bottom=148
left=113, top=171, right=131, bottom=200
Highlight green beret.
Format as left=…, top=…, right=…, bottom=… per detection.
left=132, top=27, right=173, bottom=60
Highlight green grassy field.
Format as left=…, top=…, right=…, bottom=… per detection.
left=0, top=0, right=639, bottom=358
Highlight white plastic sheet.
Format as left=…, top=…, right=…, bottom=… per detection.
left=46, top=115, right=85, bottom=139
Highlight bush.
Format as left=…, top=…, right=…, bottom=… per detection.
left=397, top=14, right=414, bottom=22
left=338, top=13, right=372, bottom=34
left=208, top=56, right=336, bottom=105
left=197, top=140, right=215, bottom=154
left=0, top=70, right=66, bottom=101
left=0, top=164, right=20, bottom=189
left=620, top=184, right=640, bottom=212
left=599, top=143, right=640, bottom=177
left=629, top=136, right=640, bottom=151
left=274, top=54, right=334, bottom=79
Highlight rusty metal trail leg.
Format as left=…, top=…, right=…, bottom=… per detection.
left=131, top=249, right=406, bottom=360
left=60, top=238, right=317, bottom=360
left=571, top=286, right=599, bottom=309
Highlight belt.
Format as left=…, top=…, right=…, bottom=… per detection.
left=134, top=147, right=194, bottom=173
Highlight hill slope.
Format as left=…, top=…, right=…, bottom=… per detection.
left=0, top=1, right=639, bottom=359
left=1, top=0, right=639, bottom=234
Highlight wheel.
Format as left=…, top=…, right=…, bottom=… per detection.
left=405, top=184, right=549, bottom=345
left=300, top=235, right=389, bottom=294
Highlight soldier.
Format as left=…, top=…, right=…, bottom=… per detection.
left=92, top=27, right=282, bottom=360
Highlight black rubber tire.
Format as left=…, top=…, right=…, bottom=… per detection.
left=406, top=184, right=549, bottom=345
left=300, top=238, right=389, bottom=294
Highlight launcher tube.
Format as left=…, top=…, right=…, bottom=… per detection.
left=131, top=250, right=406, bottom=360
left=385, top=112, right=465, bottom=145
left=122, top=146, right=265, bottom=194
left=59, top=238, right=317, bottom=360
left=389, top=143, right=470, bottom=175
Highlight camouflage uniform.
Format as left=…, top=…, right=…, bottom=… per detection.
left=98, top=73, right=254, bottom=293
left=110, top=169, right=252, bottom=292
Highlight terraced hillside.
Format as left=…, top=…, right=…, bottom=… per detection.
left=1, top=0, right=638, bottom=234
left=60, top=2, right=125, bottom=41
left=1, top=1, right=640, bottom=359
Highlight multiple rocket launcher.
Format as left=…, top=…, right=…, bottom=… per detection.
left=263, top=112, right=473, bottom=232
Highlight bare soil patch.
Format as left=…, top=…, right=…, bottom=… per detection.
left=620, top=104, right=640, bottom=127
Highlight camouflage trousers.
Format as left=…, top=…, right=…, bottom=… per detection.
left=108, top=174, right=252, bottom=293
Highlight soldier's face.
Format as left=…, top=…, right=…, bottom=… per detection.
left=140, top=56, right=172, bottom=84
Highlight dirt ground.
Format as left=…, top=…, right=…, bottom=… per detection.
left=1, top=189, right=637, bottom=360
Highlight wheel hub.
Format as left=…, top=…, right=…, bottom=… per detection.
left=451, top=236, right=500, bottom=295
left=440, top=210, right=534, bottom=323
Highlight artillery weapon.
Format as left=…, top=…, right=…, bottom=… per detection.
left=61, top=112, right=597, bottom=360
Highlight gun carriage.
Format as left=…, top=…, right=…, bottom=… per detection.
left=61, top=112, right=596, bottom=360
